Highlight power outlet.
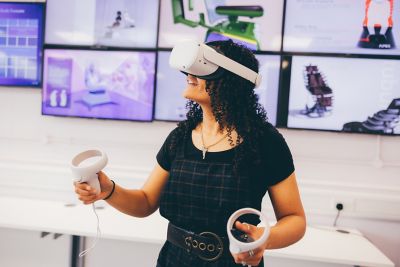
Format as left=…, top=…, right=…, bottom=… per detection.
left=331, top=198, right=355, bottom=214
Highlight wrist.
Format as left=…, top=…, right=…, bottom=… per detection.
left=103, top=180, right=116, bottom=200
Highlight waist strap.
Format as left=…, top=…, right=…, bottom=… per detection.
left=167, top=223, right=228, bottom=262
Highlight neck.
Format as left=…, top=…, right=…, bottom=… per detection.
left=201, top=105, right=223, bottom=136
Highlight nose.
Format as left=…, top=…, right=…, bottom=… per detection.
left=187, top=74, right=197, bottom=82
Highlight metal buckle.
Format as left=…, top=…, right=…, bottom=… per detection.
left=197, top=231, right=224, bottom=262
left=184, top=236, right=192, bottom=253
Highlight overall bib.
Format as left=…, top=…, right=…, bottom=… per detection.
left=157, top=139, right=264, bottom=267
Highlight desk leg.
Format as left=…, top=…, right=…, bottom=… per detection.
left=71, top=235, right=85, bottom=267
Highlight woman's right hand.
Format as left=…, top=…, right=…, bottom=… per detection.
left=74, top=171, right=114, bottom=205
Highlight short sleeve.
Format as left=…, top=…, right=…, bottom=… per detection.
left=156, top=128, right=178, bottom=171
left=260, top=127, right=295, bottom=186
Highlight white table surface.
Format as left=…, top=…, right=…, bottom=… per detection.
left=0, top=197, right=394, bottom=267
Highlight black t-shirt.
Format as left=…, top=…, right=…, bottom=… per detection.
left=157, top=123, right=295, bottom=197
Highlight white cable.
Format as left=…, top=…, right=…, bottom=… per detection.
left=79, top=203, right=102, bottom=257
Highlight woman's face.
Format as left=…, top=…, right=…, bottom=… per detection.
left=182, top=74, right=211, bottom=105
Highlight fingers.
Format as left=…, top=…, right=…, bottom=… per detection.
left=73, top=172, right=111, bottom=205
left=232, top=222, right=264, bottom=266
left=232, top=248, right=264, bottom=266
left=73, top=182, right=100, bottom=205
left=235, top=221, right=258, bottom=242
left=235, top=221, right=254, bottom=235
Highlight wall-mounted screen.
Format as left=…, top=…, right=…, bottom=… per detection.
left=155, top=51, right=281, bottom=125
left=286, top=56, right=400, bottom=135
left=45, top=0, right=159, bottom=48
left=283, top=0, right=400, bottom=55
left=42, top=49, right=155, bottom=121
left=0, top=2, right=44, bottom=87
left=158, top=0, right=284, bottom=52
left=154, top=51, right=187, bottom=121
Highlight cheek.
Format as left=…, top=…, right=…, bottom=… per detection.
left=182, top=83, right=210, bottom=102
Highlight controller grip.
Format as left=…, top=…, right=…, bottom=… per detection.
left=82, top=173, right=101, bottom=194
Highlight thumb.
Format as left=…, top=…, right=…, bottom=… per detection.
left=97, top=171, right=110, bottom=186
left=235, top=221, right=253, bottom=235
left=97, top=171, right=113, bottom=195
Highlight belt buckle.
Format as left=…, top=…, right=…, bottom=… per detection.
left=197, top=231, right=224, bottom=261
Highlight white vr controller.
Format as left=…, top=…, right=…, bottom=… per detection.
left=70, top=149, right=108, bottom=194
left=227, top=208, right=270, bottom=254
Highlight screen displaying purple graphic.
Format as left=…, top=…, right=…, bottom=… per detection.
left=0, top=2, right=44, bottom=87
left=287, top=56, right=400, bottom=135
left=155, top=51, right=280, bottom=125
left=42, top=49, right=155, bottom=121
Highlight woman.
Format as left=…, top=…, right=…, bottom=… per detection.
left=74, top=40, right=306, bottom=266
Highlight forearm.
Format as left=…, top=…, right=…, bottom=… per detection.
left=264, top=214, right=306, bottom=250
left=105, top=184, right=155, bottom=218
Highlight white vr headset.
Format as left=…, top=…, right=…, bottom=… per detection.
left=169, top=40, right=262, bottom=88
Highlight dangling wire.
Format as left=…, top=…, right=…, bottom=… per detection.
left=79, top=203, right=101, bottom=257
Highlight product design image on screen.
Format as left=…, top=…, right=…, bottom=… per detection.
left=0, top=2, right=44, bottom=87
left=287, top=56, right=400, bottom=135
left=45, top=0, right=159, bottom=48
left=283, top=0, right=400, bottom=55
left=155, top=51, right=281, bottom=125
left=42, top=49, right=155, bottom=121
left=158, top=0, right=284, bottom=52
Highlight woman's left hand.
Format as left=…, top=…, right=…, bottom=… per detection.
left=231, top=221, right=267, bottom=266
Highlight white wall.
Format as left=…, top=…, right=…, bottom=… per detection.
left=0, top=87, right=399, bottom=266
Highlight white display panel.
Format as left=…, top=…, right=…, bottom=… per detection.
left=155, top=51, right=281, bottom=125
left=158, top=0, right=284, bottom=52
left=287, top=56, right=400, bottom=135
left=45, top=0, right=159, bottom=48
left=284, top=0, right=400, bottom=55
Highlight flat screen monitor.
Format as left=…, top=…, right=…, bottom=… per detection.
left=0, top=2, right=44, bottom=87
left=42, top=49, right=155, bottom=121
left=283, top=0, right=400, bottom=55
left=286, top=55, right=400, bottom=135
left=154, top=51, right=281, bottom=125
left=158, top=0, right=284, bottom=52
left=45, top=0, right=159, bottom=48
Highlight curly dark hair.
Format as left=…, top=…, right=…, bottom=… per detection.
left=169, top=40, right=270, bottom=173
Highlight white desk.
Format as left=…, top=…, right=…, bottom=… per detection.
left=0, top=197, right=394, bottom=267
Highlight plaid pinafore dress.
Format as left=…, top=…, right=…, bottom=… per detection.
left=156, top=138, right=264, bottom=267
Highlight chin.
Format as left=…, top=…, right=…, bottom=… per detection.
left=182, top=86, right=198, bottom=101
left=182, top=89, right=194, bottom=100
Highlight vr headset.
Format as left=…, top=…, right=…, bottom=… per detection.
left=169, top=40, right=262, bottom=88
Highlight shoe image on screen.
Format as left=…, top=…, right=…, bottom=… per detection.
left=154, top=51, right=281, bottom=125
left=0, top=2, right=44, bottom=87
left=358, top=0, right=395, bottom=49
left=42, top=49, right=155, bottom=121
left=299, top=65, right=333, bottom=118
left=45, top=0, right=159, bottom=48
left=287, top=56, right=400, bottom=135
left=283, top=0, right=400, bottom=55
left=158, top=0, right=284, bottom=52
left=343, top=98, right=400, bottom=134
